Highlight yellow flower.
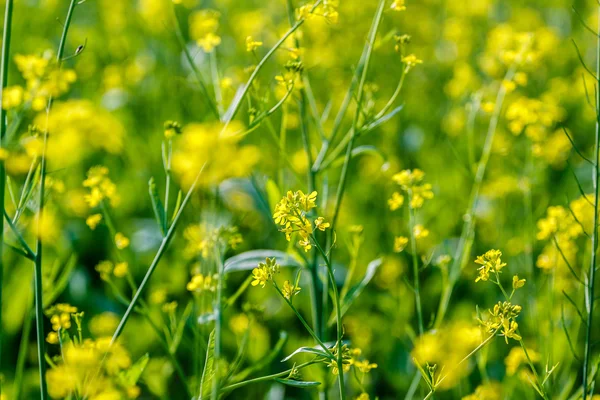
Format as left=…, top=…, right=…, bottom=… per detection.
left=246, top=36, right=263, bottom=52
left=475, top=249, right=506, bottom=282
left=86, top=214, right=103, bottom=230
left=388, top=192, right=404, bottom=211
left=113, top=262, right=129, bottom=278
left=282, top=280, right=301, bottom=300
left=2, top=85, right=24, bottom=109
left=187, top=273, right=217, bottom=292
left=251, top=258, right=280, bottom=288
left=46, top=331, right=59, bottom=344
left=197, top=32, right=221, bottom=52
left=115, top=233, right=130, bottom=250
left=413, top=224, right=429, bottom=240
left=512, top=275, right=526, bottom=289
left=390, top=0, right=406, bottom=11
left=394, top=236, right=409, bottom=252
left=354, top=359, right=378, bottom=373
left=314, top=216, right=330, bottom=231
left=401, top=54, right=422, bottom=72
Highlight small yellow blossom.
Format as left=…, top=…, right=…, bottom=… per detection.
left=251, top=258, right=280, bottom=288
left=475, top=249, right=506, bottom=282
left=512, top=275, right=526, bottom=289
left=390, top=0, right=406, bottom=11
left=246, top=36, right=263, bottom=52
left=394, top=236, right=409, bottom=252
left=402, top=54, right=422, bottom=72
left=354, top=359, right=378, bottom=373
left=413, top=224, right=429, bottom=240
left=113, top=262, right=129, bottom=278
left=115, top=232, right=130, bottom=250
left=314, top=216, right=330, bottom=231
left=282, top=280, right=301, bottom=300
left=388, top=192, right=404, bottom=210
left=86, top=214, right=102, bottom=230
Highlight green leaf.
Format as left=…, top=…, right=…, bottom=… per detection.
left=281, top=345, right=331, bottom=362
left=148, top=177, right=166, bottom=235
left=329, top=258, right=382, bottom=325
left=119, top=353, right=150, bottom=387
left=274, top=378, right=321, bottom=388
left=199, top=330, right=216, bottom=398
left=224, top=250, right=303, bottom=273
left=265, top=179, right=281, bottom=211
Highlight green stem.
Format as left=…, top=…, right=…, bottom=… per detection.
left=211, top=248, right=225, bottom=400
left=310, top=238, right=347, bottom=400
left=111, top=163, right=206, bottom=344
left=221, top=0, right=322, bottom=125
left=170, top=4, right=220, bottom=120
left=434, top=65, right=516, bottom=328
left=33, top=2, right=78, bottom=397
left=0, top=0, right=13, bottom=379
left=219, top=361, right=316, bottom=393
left=583, top=6, right=600, bottom=399
left=409, top=204, right=424, bottom=336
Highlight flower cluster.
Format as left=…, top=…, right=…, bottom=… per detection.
left=391, top=169, right=434, bottom=209
left=186, top=273, right=218, bottom=293
left=45, top=303, right=78, bottom=344
left=189, top=9, right=221, bottom=52
left=478, top=301, right=523, bottom=344
left=83, top=166, right=120, bottom=208
left=296, top=0, right=339, bottom=24
left=95, top=260, right=129, bottom=281
left=251, top=257, right=280, bottom=288
left=273, top=190, right=330, bottom=252
left=2, top=53, right=77, bottom=112
left=183, top=224, right=243, bottom=259
left=535, top=195, right=593, bottom=271
left=474, top=249, right=506, bottom=282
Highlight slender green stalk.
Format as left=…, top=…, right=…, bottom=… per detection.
left=111, top=163, right=206, bottom=344
left=219, top=361, right=317, bottom=393
left=14, top=299, right=34, bottom=400
left=583, top=6, right=600, bottom=399
left=0, top=0, right=13, bottom=379
left=221, top=0, right=322, bottom=126
left=311, top=238, right=347, bottom=400
left=408, top=204, right=424, bottom=336
left=330, top=0, right=385, bottom=231
left=211, top=248, right=224, bottom=400
left=170, top=4, right=220, bottom=119
left=434, top=66, right=516, bottom=328
left=32, top=2, right=79, bottom=397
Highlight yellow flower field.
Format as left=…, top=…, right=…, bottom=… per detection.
left=0, top=0, right=599, bottom=399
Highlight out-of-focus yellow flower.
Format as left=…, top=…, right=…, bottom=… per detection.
left=190, top=10, right=221, bottom=52
left=86, top=214, right=103, bottom=230
left=281, top=280, right=301, bottom=300
left=245, top=36, right=263, bottom=52
left=394, top=236, right=409, bottom=252
left=115, top=233, right=130, bottom=249
left=388, top=192, right=404, bottom=210
left=413, top=225, right=429, bottom=240
left=113, top=262, right=129, bottom=277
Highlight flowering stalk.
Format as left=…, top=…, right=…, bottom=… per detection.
left=435, top=65, right=517, bottom=328
left=583, top=5, right=600, bottom=399
left=0, top=0, right=13, bottom=378
left=33, top=1, right=79, bottom=397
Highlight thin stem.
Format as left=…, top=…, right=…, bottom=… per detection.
left=434, top=65, right=516, bottom=328
left=219, top=361, right=317, bottom=393
left=0, top=0, right=13, bottom=378
left=111, top=163, right=206, bottom=344
left=170, top=4, right=220, bottom=119
left=583, top=6, right=600, bottom=399
left=211, top=248, right=224, bottom=400
left=33, top=2, right=78, bottom=398
left=409, top=204, right=424, bottom=336
left=221, top=0, right=322, bottom=125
